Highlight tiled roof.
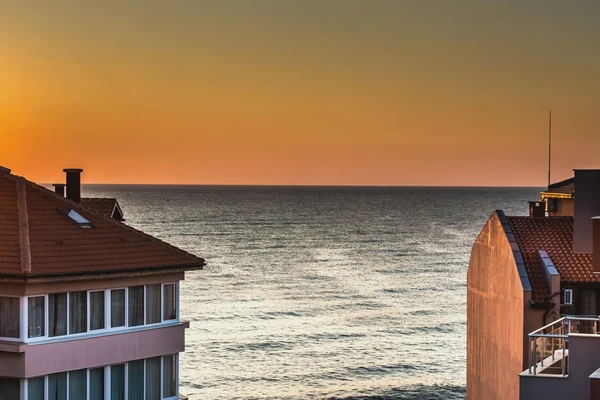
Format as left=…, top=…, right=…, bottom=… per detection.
left=507, top=216, right=594, bottom=302
left=541, top=177, right=574, bottom=196
left=0, top=172, right=205, bottom=278
left=81, top=198, right=122, bottom=220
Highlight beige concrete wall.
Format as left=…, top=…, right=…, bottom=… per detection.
left=467, top=212, right=526, bottom=400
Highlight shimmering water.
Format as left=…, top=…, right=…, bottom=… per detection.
left=83, top=185, right=540, bottom=400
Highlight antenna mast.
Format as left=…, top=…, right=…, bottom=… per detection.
left=548, top=109, right=552, bottom=188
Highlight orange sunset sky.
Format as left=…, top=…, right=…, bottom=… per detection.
left=1, top=1, right=599, bottom=185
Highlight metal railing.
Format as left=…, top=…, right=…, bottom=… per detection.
left=528, top=316, right=600, bottom=376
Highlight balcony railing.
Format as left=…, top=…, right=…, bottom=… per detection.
left=528, top=316, right=600, bottom=376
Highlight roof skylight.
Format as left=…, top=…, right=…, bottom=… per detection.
left=60, top=209, right=92, bottom=228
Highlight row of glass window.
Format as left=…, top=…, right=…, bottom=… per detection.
left=0, top=354, right=178, bottom=400
left=0, top=283, right=178, bottom=340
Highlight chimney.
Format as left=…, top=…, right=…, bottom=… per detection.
left=52, top=183, right=66, bottom=196
left=529, top=201, right=546, bottom=218
left=573, top=170, right=600, bottom=253
left=63, top=168, right=83, bottom=202
left=0, top=165, right=11, bottom=174
left=594, top=217, right=600, bottom=273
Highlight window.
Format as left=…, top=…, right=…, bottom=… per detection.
left=28, top=377, right=45, bottom=400
left=89, top=368, right=104, bottom=400
left=49, top=293, right=67, bottom=337
left=69, top=369, right=87, bottom=399
left=111, top=289, right=126, bottom=328
left=69, top=291, right=87, bottom=334
left=146, top=284, right=161, bottom=324
left=48, top=372, right=67, bottom=400
left=28, top=296, right=45, bottom=338
left=163, top=284, right=177, bottom=321
left=128, top=359, right=144, bottom=400
left=163, top=355, right=177, bottom=398
left=0, top=296, right=20, bottom=338
left=64, top=209, right=92, bottom=228
left=146, top=357, right=161, bottom=400
left=90, top=291, right=105, bottom=330
left=128, top=286, right=144, bottom=327
left=0, top=378, right=20, bottom=399
left=111, top=364, right=125, bottom=400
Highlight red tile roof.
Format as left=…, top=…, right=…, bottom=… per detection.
left=81, top=198, right=123, bottom=220
left=507, top=216, right=594, bottom=302
left=0, top=171, right=205, bottom=278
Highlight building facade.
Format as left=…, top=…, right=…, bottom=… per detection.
left=467, top=169, right=600, bottom=400
left=0, top=167, right=205, bottom=400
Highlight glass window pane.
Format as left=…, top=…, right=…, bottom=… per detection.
left=163, top=355, right=177, bottom=398
left=90, top=291, right=105, bottom=330
left=28, top=297, right=45, bottom=338
left=146, top=284, right=161, bottom=324
left=0, top=377, right=20, bottom=399
left=90, top=367, right=105, bottom=400
left=0, top=297, right=20, bottom=338
left=163, top=284, right=177, bottom=321
left=128, top=286, right=144, bottom=327
left=48, top=372, right=67, bottom=400
left=128, top=359, right=144, bottom=400
left=69, top=369, right=87, bottom=399
left=49, top=293, right=67, bottom=337
left=110, top=364, right=125, bottom=400
left=146, top=357, right=161, bottom=400
left=69, top=291, right=87, bottom=334
left=28, top=377, right=45, bottom=400
left=111, top=289, right=125, bottom=328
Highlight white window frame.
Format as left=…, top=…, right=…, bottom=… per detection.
left=21, top=354, right=180, bottom=400
left=18, top=282, right=181, bottom=345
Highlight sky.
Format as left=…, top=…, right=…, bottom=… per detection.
left=1, top=0, right=599, bottom=185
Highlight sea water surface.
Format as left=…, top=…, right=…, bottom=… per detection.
left=83, top=185, right=540, bottom=400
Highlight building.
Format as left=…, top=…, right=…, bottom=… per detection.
left=0, top=167, right=205, bottom=400
left=467, top=169, right=600, bottom=400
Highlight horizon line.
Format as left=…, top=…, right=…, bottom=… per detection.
left=42, top=182, right=547, bottom=189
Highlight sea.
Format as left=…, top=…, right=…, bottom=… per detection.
left=83, top=185, right=541, bottom=400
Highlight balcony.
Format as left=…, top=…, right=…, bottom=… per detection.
left=520, top=316, right=600, bottom=400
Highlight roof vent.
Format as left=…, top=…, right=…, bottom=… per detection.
left=52, top=183, right=66, bottom=197
left=59, top=208, right=92, bottom=228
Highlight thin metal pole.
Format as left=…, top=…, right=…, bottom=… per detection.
left=548, top=109, right=552, bottom=188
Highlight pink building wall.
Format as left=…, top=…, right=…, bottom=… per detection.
left=0, top=322, right=187, bottom=378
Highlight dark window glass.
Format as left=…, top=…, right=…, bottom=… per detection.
left=28, top=376, right=45, bottom=400
left=163, top=355, right=177, bottom=397
left=90, top=291, right=105, bottom=330
left=111, top=289, right=126, bottom=328
left=90, top=367, right=104, bottom=400
left=49, top=293, right=67, bottom=337
left=110, top=364, right=125, bottom=400
left=146, top=284, right=161, bottom=324
left=68, top=369, right=87, bottom=399
left=0, top=297, right=20, bottom=338
left=28, top=296, right=45, bottom=338
left=128, top=359, right=144, bottom=400
left=69, top=291, right=87, bottom=334
left=163, top=284, right=177, bottom=321
left=128, top=286, right=144, bottom=327
left=0, top=377, right=20, bottom=399
left=48, top=372, right=67, bottom=400
left=146, top=357, right=161, bottom=400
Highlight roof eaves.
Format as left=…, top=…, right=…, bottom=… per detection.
left=496, top=210, right=532, bottom=292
